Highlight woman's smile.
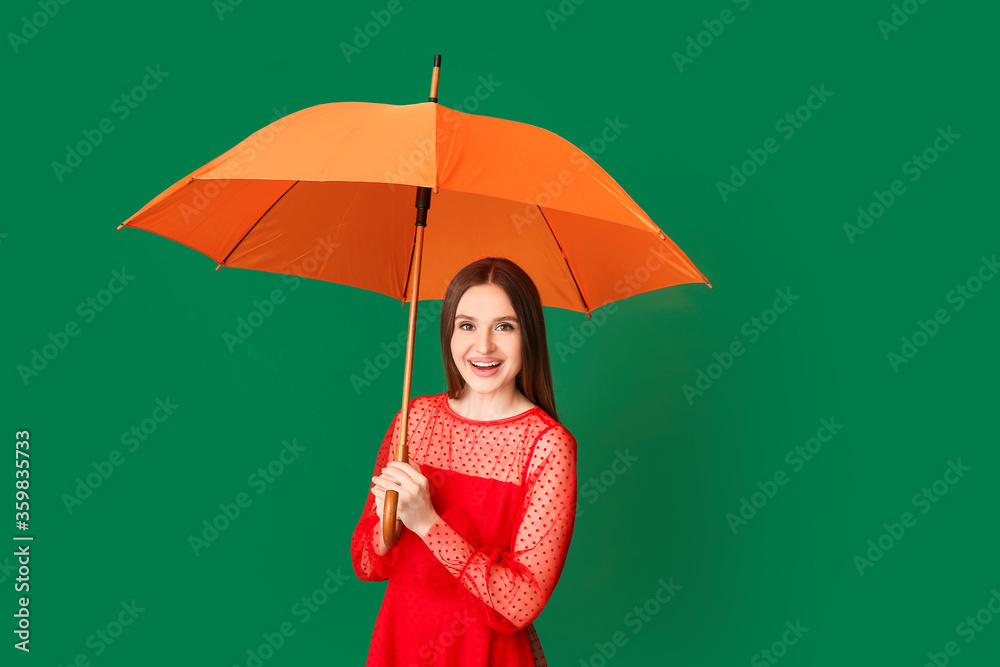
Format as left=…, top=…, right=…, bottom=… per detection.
left=467, top=357, right=504, bottom=377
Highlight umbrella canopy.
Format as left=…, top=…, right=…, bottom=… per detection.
left=119, top=55, right=713, bottom=549
left=120, top=100, right=712, bottom=315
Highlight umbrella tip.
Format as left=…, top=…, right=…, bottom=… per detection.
left=116, top=223, right=125, bottom=230
left=215, top=263, right=223, bottom=271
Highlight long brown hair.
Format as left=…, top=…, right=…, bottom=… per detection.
left=440, top=257, right=559, bottom=423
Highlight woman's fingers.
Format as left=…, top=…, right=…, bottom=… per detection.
left=380, top=463, right=427, bottom=497
left=369, top=461, right=437, bottom=536
left=377, top=467, right=417, bottom=494
left=373, top=462, right=429, bottom=528
left=383, top=461, right=421, bottom=483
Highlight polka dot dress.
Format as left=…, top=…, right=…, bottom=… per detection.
left=350, top=393, right=578, bottom=666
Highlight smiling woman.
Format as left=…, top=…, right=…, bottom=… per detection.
left=441, top=258, right=559, bottom=423
left=351, top=257, right=578, bottom=666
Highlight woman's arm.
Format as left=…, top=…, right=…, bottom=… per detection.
left=350, top=410, right=402, bottom=581
left=418, top=424, right=578, bottom=633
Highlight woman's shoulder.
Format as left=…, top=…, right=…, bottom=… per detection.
left=392, top=394, right=442, bottom=410
left=520, top=406, right=576, bottom=456
left=410, top=394, right=442, bottom=409
left=385, top=394, right=441, bottom=424
left=533, top=416, right=576, bottom=447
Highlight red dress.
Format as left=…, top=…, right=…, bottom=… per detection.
left=350, top=393, right=578, bottom=666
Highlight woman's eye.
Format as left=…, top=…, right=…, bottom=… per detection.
left=457, top=322, right=514, bottom=331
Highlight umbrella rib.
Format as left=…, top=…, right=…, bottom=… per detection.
left=218, top=181, right=299, bottom=267
left=537, top=207, right=591, bottom=318
left=401, top=222, right=415, bottom=306
left=494, top=127, right=588, bottom=314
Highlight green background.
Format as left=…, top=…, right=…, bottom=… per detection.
left=3, top=0, right=998, bottom=664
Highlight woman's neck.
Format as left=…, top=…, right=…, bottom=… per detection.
left=449, top=387, right=533, bottom=421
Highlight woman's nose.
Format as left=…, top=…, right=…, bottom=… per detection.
left=476, top=329, right=494, bottom=353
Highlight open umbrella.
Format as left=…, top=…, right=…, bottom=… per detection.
left=118, top=54, right=712, bottom=548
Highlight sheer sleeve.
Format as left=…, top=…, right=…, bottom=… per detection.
left=419, top=423, right=577, bottom=633
left=350, top=409, right=402, bottom=582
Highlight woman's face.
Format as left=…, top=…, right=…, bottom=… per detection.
left=450, top=283, right=523, bottom=397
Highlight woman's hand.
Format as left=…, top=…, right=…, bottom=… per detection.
left=370, top=460, right=440, bottom=539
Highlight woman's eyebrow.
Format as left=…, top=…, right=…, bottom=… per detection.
left=455, top=313, right=518, bottom=322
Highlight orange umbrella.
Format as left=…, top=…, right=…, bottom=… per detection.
left=118, top=55, right=712, bottom=547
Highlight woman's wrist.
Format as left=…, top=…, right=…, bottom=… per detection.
left=414, top=511, right=442, bottom=540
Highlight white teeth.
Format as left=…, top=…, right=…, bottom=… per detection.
left=471, top=360, right=501, bottom=368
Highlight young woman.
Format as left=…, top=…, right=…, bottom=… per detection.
left=351, top=257, right=578, bottom=666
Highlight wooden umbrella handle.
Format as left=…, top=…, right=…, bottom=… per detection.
left=382, top=485, right=405, bottom=548
left=381, top=215, right=421, bottom=550
left=382, top=218, right=423, bottom=549
left=381, top=54, right=439, bottom=550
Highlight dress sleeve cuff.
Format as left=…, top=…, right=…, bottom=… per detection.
left=365, top=513, right=398, bottom=577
